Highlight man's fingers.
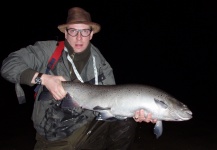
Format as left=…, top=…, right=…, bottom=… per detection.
left=133, top=109, right=157, bottom=123
left=58, top=76, right=67, bottom=81
left=51, top=85, right=67, bottom=100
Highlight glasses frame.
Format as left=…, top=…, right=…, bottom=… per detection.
left=66, top=28, right=92, bottom=37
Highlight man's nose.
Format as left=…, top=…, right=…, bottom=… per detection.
left=76, top=32, right=82, bottom=40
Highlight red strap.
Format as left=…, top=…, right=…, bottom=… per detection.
left=47, top=41, right=64, bottom=70
left=34, top=41, right=64, bottom=99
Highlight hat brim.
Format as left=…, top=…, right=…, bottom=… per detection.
left=58, top=21, right=101, bottom=34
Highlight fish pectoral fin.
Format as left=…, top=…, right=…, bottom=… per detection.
left=153, top=120, right=163, bottom=139
left=93, top=106, right=111, bottom=111
left=98, top=117, right=118, bottom=122
left=95, top=110, right=114, bottom=121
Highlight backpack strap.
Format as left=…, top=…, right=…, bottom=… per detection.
left=34, top=41, right=65, bottom=99
left=46, top=41, right=64, bottom=73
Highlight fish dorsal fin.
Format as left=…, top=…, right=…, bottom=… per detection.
left=72, top=78, right=82, bottom=83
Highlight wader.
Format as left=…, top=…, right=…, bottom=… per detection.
left=34, top=118, right=137, bottom=150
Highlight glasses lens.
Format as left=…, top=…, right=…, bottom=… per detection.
left=67, top=29, right=77, bottom=36
left=67, top=29, right=91, bottom=37
left=81, top=29, right=91, bottom=36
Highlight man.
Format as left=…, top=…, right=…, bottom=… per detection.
left=1, top=7, right=156, bottom=149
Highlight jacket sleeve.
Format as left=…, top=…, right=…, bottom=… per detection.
left=1, top=40, right=57, bottom=84
left=1, top=40, right=57, bottom=103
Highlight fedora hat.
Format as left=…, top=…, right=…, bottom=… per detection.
left=58, top=7, right=101, bottom=34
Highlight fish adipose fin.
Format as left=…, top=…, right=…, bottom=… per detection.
left=154, top=120, right=163, bottom=139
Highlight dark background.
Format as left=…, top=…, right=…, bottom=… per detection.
left=0, top=1, right=217, bottom=150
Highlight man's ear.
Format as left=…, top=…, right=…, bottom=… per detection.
left=64, top=30, right=68, bottom=39
left=89, top=31, right=94, bottom=40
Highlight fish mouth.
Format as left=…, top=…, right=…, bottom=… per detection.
left=176, top=110, right=193, bottom=121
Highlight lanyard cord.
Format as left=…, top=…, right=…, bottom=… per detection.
left=64, top=47, right=98, bottom=85
left=93, top=56, right=98, bottom=85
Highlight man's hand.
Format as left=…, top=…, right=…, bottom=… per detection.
left=41, top=74, right=67, bottom=100
left=133, top=109, right=157, bottom=123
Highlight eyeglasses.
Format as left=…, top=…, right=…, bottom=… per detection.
left=66, top=28, right=92, bottom=37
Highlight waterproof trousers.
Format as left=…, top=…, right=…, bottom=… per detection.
left=34, top=118, right=137, bottom=150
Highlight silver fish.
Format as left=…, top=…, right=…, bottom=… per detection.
left=61, top=81, right=193, bottom=138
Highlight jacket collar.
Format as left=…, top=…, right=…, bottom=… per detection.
left=64, top=39, right=91, bottom=62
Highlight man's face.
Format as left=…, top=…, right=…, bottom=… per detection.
left=65, top=24, right=93, bottom=53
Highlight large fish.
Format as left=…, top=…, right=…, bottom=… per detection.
left=60, top=81, right=192, bottom=138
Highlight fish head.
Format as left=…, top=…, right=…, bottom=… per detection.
left=154, top=96, right=193, bottom=121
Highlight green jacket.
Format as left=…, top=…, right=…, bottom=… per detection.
left=1, top=40, right=115, bottom=141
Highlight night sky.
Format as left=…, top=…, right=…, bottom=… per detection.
left=0, top=1, right=217, bottom=149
